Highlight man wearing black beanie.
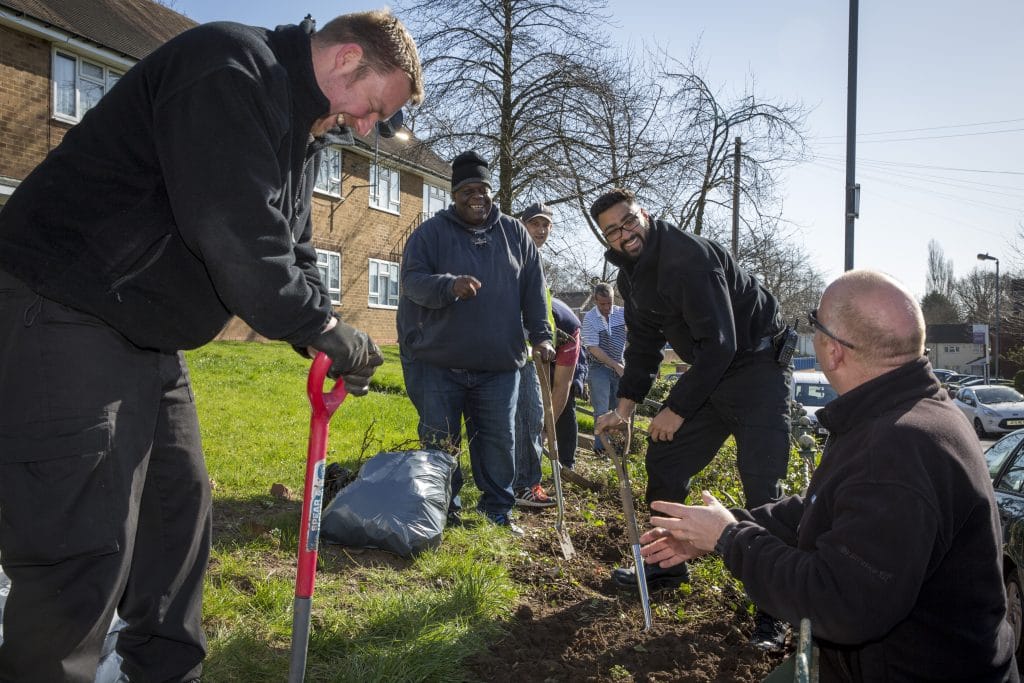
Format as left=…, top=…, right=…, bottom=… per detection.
left=398, top=151, right=554, bottom=535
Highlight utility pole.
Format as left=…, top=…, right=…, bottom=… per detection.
left=844, top=0, right=859, bottom=271
left=731, top=137, right=741, bottom=257
left=978, top=253, right=1001, bottom=378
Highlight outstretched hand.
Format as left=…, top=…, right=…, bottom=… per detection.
left=639, top=491, right=737, bottom=566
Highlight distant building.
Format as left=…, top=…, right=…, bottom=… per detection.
left=926, top=324, right=987, bottom=374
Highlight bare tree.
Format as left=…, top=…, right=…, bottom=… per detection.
left=395, top=0, right=610, bottom=214
left=925, top=240, right=956, bottom=298
left=654, top=55, right=808, bottom=237
left=955, top=268, right=997, bottom=324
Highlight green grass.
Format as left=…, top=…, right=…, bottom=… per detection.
left=188, top=341, right=501, bottom=681
left=185, top=341, right=812, bottom=680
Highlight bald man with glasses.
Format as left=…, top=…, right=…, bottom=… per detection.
left=591, top=187, right=793, bottom=651
left=638, top=270, right=1018, bottom=682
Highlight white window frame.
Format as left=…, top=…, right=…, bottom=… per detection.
left=314, top=146, right=342, bottom=197
left=52, top=48, right=122, bottom=124
left=369, top=163, right=401, bottom=214
left=368, top=258, right=400, bottom=309
left=422, top=182, right=449, bottom=217
left=316, top=249, right=342, bottom=305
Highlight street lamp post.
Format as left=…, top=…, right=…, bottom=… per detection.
left=978, top=253, right=1000, bottom=379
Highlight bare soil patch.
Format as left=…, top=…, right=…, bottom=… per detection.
left=462, top=453, right=790, bottom=682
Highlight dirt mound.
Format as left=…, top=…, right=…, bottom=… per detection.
left=464, top=458, right=789, bottom=682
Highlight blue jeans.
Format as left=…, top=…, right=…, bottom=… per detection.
left=403, top=361, right=519, bottom=518
left=588, top=363, right=620, bottom=452
left=512, top=362, right=544, bottom=491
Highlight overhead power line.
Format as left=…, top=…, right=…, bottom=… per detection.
left=815, top=127, right=1024, bottom=145
left=812, top=117, right=1024, bottom=140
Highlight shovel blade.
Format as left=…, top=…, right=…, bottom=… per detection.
left=556, top=526, right=576, bottom=559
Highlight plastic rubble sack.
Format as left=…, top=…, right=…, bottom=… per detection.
left=320, top=449, right=456, bottom=558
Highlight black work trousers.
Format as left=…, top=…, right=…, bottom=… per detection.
left=645, top=351, right=792, bottom=510
left=0, top=270, right=211, bottom=682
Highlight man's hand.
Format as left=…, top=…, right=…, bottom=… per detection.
left=452, top=275, right=482, bottom=300
left=612, top=361, right=625, bottom=377
left=306, top=319, right=384, bottom=396
left=646, top=492, right=737, bottom=554
left=533, top=340, right=556, bottom=363
left=648, top=407, right=684, bottom=442
left=639, top=527, right=703, bottom=567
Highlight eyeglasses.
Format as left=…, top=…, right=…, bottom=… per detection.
left=601, top=210, right=643, bottom=242
left=807, top=309, right=857, bottom=350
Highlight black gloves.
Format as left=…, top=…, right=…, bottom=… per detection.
left=306, top=320, right=384, bottom=396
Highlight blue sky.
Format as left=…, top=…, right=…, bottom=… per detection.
left=170, top=0, right=1024, bottom=296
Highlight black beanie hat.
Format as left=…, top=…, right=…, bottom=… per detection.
left=451, top=150, right=491, bottom=192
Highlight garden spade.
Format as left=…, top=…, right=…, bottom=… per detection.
left=608, top=433, right=653, bottom=631
left=289, top=352, right=348, bottom=683
left=534, top=357, right=576, bottom=560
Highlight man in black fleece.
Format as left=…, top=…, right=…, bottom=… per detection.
left=591, top=187, right=791, bottom=649
left=0, top=10, right=422, bottom=682
left=640, top=270, right=1018, bottom=681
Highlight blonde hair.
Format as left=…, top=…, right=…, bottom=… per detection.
left=312, top=10, right=424, bottom=105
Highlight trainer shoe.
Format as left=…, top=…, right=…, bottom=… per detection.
left=611, top=561, right=689, bottom=590
left=749, top=610, right=788, bottom=653
left=487, top=512, right=525, bottom=537
left=515, top=484, right=556, bottom=508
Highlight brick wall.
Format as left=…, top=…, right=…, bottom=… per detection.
left=218, top=149, right=436, bottom=345
left=0, top=25, right=70, bottom=180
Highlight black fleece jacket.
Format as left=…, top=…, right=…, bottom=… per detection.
left=0, top=20, right=337, bottom=351
left=717, top=359, right=1017, bottom=682
left=606, top=220, right=781, bottom=418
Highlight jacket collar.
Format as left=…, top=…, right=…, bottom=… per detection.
left=442, top=204, right=502, bottom=232
left=816, top=358, right=941, bottom=435
left=267, top=23, right=331, bottom=140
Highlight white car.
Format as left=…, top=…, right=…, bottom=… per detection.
left=791, top=371, right=838, bottom=436
left=953, top=385, right=1024, bottom=438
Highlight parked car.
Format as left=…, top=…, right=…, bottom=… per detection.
left=944, top=374, right=982, bottom=397
left=984, top=429, right=1024, bottom=660
left=791, top=371, right=838, bottom=436
left=931, top=368, right=957, bottom=384
left=953, top=385, right=1024, bottom=438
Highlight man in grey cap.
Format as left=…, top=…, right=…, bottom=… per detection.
left=512, top=202, right=583, bottom=508
left=397, top=152, right=554, bottom=535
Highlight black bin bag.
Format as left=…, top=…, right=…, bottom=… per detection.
left=320, top=449, right=456, bottom=557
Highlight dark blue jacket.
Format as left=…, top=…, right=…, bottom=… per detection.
left=397, top=206, right=550, bottom=372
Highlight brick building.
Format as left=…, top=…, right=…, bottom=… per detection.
left=0, top=0, right=450, bottom=344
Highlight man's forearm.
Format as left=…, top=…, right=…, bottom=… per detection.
left=586, top=345, right=620, bottom=370
left=551, top=364, right=574, bottom=417
left=614, top=398, right=636, bottom=421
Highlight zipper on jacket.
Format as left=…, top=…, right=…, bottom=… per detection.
left=108, top=234, right=172, bottom=301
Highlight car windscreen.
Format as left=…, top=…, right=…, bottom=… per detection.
left=976, top=386, right=1024, bottom=404
left=794, top=383, right=839, bottom=407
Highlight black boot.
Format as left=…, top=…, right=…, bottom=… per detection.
left=611, top=562, right=689, bottom=590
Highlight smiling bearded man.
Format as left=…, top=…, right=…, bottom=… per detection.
left=591, top=187, right=794, bottom=651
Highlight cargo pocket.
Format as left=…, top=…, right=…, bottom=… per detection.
left=0, top=418, right=120, bottom=566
